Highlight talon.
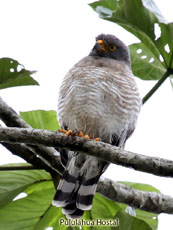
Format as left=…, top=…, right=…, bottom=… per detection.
left=94, top=138, right=100, bottom=141
left=79, top=131, right=84, bottom=137
left=60, top=128, right=92, bottom=140
left=84, top=134, right=90, bottom=139
left=65, top=130, right=73, bottom=136
left=58, top=129, right=67, bottom=134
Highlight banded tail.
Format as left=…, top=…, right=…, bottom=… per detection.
left=52, top=153, right=107, bottom=219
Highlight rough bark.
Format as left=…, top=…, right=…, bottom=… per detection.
left=0, top=126, right=173, bottom=178
left=97, top=177, right=173, bottom=214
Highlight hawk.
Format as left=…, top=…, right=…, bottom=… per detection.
left=52, top=34, right=142, bottom=218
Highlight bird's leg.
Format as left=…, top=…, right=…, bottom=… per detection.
left=58, top=129, right=100, bottom=141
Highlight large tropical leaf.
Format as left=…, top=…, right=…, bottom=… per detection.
left=0, top=164, right=159, bottom=230
left=0, top=164, right=79, bottom=230
left=0, top=163, right=51, bottom=208
left=90, top=192, right=157, bottom=230
left=115, top=210, right=152, bottom=230
left=0, top=58, right=38, bottom=89
left=20, top=110, right=60, bottom=131
left=0, top=180, right=54, bottom=230
left=90, top=0, right=173, bottom=80
left=129, top=43, right=166, bottom=80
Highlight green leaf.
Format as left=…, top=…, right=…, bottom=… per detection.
left=129, top=43, right=166, bottom=80
left=119, top=181, right=160, bottom=193
left=89, top=193, right=120, bottom=230
left=0, top=181, right=54, bottom=230
left=155, top=22, right=173, bottom=68
left=35, top=206, right=82, bottom=230
left=35, top=206, right=63, bottom=230
left=92, top=193, right=120, bottom=219
left=116, top=202, right=158, bottom=230
left=117, top=182, right=159, bottom=230
left=0, top=163, right=55, bottom=230
left=90, top=0, right=173, bottom=77
left=0, top=166, right=159, bottom=230
left=88, top=192, right=157, bottom=230
left=20, top=110, right=60, bottom=131
left=135, top=209, right=158, bottom=230
left=115, top=210, right=152, bottom=230
left=0, top=163, right=51, bottom=208
left=0, top=58, right=39, bottom=89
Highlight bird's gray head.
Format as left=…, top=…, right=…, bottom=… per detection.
left=89, top=34, right=131, bottom=65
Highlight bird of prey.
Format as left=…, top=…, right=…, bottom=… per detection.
left=52, top=34, right=142, bottom=219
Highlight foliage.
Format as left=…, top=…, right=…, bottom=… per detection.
left=90, top=0, right=173, bottom=81
left=0, top=58, right=38, bottom=90
left=0, top=165, right=158, bottom=230
left=0, top=165, right=55, bottom=230
left=0, top=0, right=173, bottom=229
left=20, top=110, right=60, bottom=131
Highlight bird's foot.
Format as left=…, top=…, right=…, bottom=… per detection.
left=58, top=129, right=67, bottom=134
left=58, top=129, right=100, bottom=141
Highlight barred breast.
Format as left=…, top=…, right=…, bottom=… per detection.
left=58, top=56, right=142, bottom=144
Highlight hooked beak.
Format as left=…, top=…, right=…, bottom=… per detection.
left=96, top=40, right=106, bottom=52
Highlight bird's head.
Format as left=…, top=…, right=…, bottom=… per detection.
left=89, top=34, right=131, bottom=65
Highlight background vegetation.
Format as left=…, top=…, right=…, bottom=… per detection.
left=0, top=0, right=173, bottom=229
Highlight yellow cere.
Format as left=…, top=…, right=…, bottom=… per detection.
left=96, top=39, right=106, bottom=52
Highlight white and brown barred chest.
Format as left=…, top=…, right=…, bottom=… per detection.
left=58, top=57, right=141, bottom=143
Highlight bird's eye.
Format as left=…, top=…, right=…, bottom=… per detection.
left=108, top=45, right=116, bottom=52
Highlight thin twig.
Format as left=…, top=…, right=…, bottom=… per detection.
left=142, top=69, right=171, bottom=104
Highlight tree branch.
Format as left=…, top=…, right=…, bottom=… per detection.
left=0, top=97, right=30, bottom=128
left=1, top=142, right=63, bottom=175
left=1, top=97, right=173, bottom=215
left=0, top=96, right=63, bottom=175
left=0, top=126, right=173, bottom=178
left=97, top=177, right=173, bottom=214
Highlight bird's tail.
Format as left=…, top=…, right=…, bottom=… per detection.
left=52, top=154, right=107, bottom=219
